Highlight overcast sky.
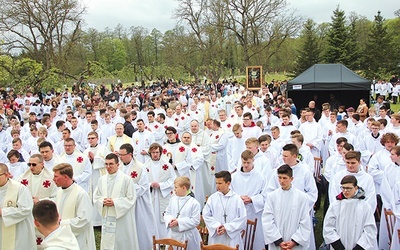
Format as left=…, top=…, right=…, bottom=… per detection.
left=82, top=0, right=398, bottom=33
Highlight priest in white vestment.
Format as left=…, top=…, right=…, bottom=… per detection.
left=0, top=163, right=36, bottom=250
left=17, top=154, right=59, bottom=246
left=84, top=131, right=110, bottom=226
left=180, top=132, right=206, bottom=207
left=94, top=153, right=139, bottom=249
left=231, top=150, right=267, bottom=250
left=190, top=120, right=213, bottom=202
left=58, top=138, right=92, bottom=192
left=39, top=141, right=61, bottom=170
left=163, top=126, right=192, bottom=177
left=131, top=119, right=155, bottom=164
left=53, top=163, right=96, bottom=250
left=203, top=170, right=247, bottom=250
left=119, top=143, right=158, bottom=250
left=145, top=143, right=176, bottom=238
left=263, top=164, right=311, bottom=250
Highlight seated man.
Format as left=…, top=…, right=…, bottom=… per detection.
left=32, top=200, right=79, bottom=249
left=324, top=175, right=377, bottom=250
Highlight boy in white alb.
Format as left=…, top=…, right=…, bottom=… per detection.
left=164, top=176, right=201, bottom=250
left=203, top=170, right=247, bottom=250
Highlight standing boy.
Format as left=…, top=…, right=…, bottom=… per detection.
left=262, top=164, right=312, bottom=249
left=202, top=170, right=247, bottom=249
left=164, top=176, right=202, bottom=250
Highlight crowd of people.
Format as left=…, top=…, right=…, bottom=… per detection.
left=0, top=75, right=399, bottom=250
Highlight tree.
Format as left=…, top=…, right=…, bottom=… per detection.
left=0, top=0, right=85, bottom=71
left=211, top=0, right=302, bottom=66
left=362, top=11, right=394, bottom=78
left=324, top=7, right=353, bottom=66
left=293, top=19, right=322, bottom=75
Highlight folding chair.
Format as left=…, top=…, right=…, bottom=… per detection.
left=153, top=235, right=188, bottom=250
left=201, top=242, right=239, bottom=250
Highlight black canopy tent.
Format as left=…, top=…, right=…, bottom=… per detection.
left=287, top=64, right=371, bottom=113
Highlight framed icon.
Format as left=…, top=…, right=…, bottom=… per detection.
left=246, top=66, right=263, bottom=90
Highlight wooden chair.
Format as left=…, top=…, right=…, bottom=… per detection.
left=241, top=218, right=257, bottom=250
left=201, top=242, right=239, bottom=250
left=398, top=229, right=400, bottom=243
left=197, top=215, right=209, bottom=245
left=314, top=157, right=322, bottom=181
left=153, top=235, right=188, bottom=250
left=384, top=208, right=396, bottom=247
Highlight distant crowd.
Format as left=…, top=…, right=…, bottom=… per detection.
left=0, top=75, right=399, bottom=250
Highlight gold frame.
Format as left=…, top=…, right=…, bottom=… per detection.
left=246, top=66, right=263, bottom=90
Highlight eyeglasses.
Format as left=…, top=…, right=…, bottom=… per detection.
left=166, top=132, right=174, bottom=135
left=340, top=186, right=354, bottom=191
left=0, top=172, right=7, bottom=176
left=27, top=163, right=38, bottom=167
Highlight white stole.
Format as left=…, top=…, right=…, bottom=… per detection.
left=2, top=180, right=19, bottom=250
left=56, top=184, right=80, bottom=220
left=100, top=172, right=123, bottom=249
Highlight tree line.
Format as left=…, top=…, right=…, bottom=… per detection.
left=0, top=0, right=399, bottom=92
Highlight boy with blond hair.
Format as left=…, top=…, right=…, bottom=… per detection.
left=164, top=176, right=201, bottom=250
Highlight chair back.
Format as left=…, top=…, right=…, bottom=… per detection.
left=314, top=157, right=322, bottom=179
left=197, top=215, right=209, bottom=245
left=153, top=235, right=188, bottom=250
left=201, top=242, right=239, bottom=250
left=241, top=218, right=257, bottom=250
left=384, top=208, right=396, bottom=246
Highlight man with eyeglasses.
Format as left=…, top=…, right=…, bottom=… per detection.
left=329, top=151, right=376, bottom=213
left=324, top=175, right=377, bottom=250
left=118, top=143, right=156, bottom=250
left=163, top=126, right=192, bottom=178
left=93, top=153, right=139, bottom=249
left=59, top=138, right=91, bottom=192
left=83, top=131, right=110, bottom=226
left=0, top=163, right=36, bottom=249
left=17, top=154, right=58, bottom=246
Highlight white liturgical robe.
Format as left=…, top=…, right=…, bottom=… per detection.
left=41, top=222, right=79, bottom=250
left=203, top=190, right=247, bottom=250
left=145, top=158, right=176, bottom=238
left=324, top=194, right=377, bottom=250
left=0, top=179, right=36, bottom=250
left=120, top=158, right=158, bottom=250
left=231, top=168, right=267, bottom=250
left=55, top=182, right=96, bottom=250
left=262, top=186, right=312, bottom=249
left=94, top=171, right=139, bottom=250
left=164, top=195, right=202, bottom=250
